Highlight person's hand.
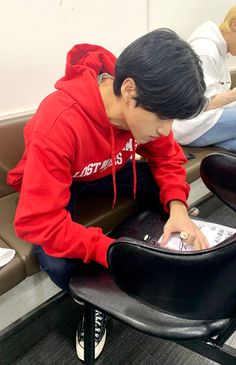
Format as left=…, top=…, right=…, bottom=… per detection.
left=159, top=200, right=209, bottom=250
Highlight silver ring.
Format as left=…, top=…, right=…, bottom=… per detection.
left=180, top=231, right=189, bottom=240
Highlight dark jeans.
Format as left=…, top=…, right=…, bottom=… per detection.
left=33, top=160, right=163, bottom=291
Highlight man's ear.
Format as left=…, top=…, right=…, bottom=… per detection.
left=231, top=20, right=236, bottom=32
left=121, top=78, right=137, bottom=100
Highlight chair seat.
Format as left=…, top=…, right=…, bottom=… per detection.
left=70, top=264, right=229, bottom=341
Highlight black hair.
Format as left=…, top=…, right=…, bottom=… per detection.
left=113, top=28, right=207, bottom=120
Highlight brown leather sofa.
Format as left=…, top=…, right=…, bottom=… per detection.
left=0, top=115, right=222, bottom=296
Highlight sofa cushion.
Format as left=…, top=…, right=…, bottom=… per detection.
left=0, top=192, right=39, bottom=277
left=0, top=238, right=25, bottom=296
left=183, top=146, right=224, bottom=183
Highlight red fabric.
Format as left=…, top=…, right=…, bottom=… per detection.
left=7, top=44, right=189, bottom=267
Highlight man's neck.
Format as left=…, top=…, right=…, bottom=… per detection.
left=99, top=79, right=128, bottom=130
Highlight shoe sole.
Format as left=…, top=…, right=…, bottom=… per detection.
left=76, top=328, right=107, bottom=361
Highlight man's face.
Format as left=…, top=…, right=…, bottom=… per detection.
left=123, top=99, right=173, bottom=144
left=228, top=30, right=236, bottom=55
left=225, top=21, right=236, bottom=56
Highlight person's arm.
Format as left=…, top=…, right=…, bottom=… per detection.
left=14, top=131, right=113, bottom=267
left=206, top=88, right=236, bottom=110
left=137, top=134, right=209, bottom=250
left=137, top=132, right=189, bottom=212
left=196, top=52, right=233, bottom=110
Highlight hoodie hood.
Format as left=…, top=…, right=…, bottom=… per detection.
left=188, top=20, right=227, bottom=56
left=58, top=43, right=116, bottom=82
left=55, top=44, right=117, bottom=131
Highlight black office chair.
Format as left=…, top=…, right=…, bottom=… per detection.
left=70, top=152, right=236, bottom=365
left=200, top=152, right=236, bottom=212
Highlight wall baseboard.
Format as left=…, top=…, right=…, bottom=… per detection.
left=0, top=110, right=34, bottom=123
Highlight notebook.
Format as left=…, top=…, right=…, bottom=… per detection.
left=159, top=219, right=236, bottom=251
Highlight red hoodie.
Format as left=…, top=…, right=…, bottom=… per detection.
left=7, top=44, right=189, bottom=267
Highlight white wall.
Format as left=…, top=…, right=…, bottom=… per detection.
left=148, top=0, right=234, bottom=38
left=0, top=0, right=147, bottom=118
left=148, top=0, right=236, bottom=67
left=1, top=0, right=236, bottom=119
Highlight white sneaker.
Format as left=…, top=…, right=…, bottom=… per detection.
left=76, top=310, right=107, bottom=361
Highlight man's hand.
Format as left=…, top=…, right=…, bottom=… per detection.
left=159, top=200, right=209, bottom=250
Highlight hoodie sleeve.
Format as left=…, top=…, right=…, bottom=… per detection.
left=137, top=132, right=190, bottom=212
left=13, top=131, right=113, bottom=267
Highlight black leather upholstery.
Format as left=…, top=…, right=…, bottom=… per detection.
left=108, top=152, right=236, bottom=321
left=70, top=263, right=228, bottom=340
left=108, top=233, right=236, bottom=320
left=200, top=152, right=236, bottom=212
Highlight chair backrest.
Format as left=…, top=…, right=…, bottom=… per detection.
left=108, top=151, right=236, bottom=321
left=200, top=152, right=236, bottom=212
left=108, top=233, right=236, bottom=321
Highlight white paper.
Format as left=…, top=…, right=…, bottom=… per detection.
left=159, top=219, right=236, bottom=252
left=0, top=248, right=16, bottom=267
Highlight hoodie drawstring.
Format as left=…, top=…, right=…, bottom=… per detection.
left=110, top=126, right=137, bottom=209
left=132, top=138, right=137, bottom=201
left=110, top=126, right=117, bottom=209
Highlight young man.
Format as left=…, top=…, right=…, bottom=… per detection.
left=173, top=5, right=236, bottom=152
left=8, top=28, right=208, bottom=360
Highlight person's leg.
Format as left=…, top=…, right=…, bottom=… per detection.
left=32, top=245, right=83, bottom=292
left=71, top=159, right=162, bottom=210
left=71, top=159, right=164, bottom=360
left=33, top=240, right=107, bottom=361
left=187, top=107, right=236, bottom=153
left=33, top=159, right=163, bottom=360
left=215, top=138, right=236, bottom=152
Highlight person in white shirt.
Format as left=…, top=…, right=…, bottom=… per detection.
left=173, top=5, right=236, bottom=153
